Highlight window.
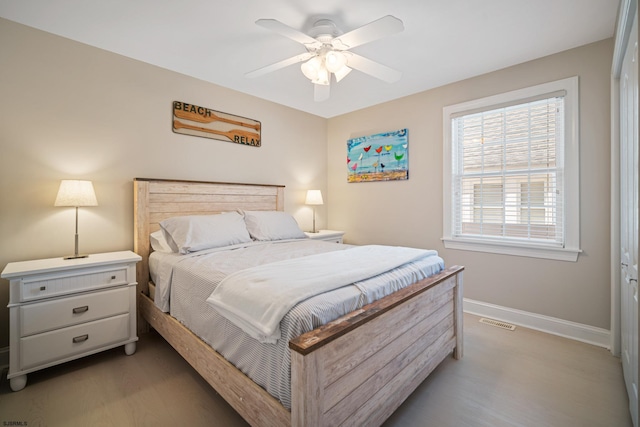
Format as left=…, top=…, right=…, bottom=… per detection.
left=443, top=77, right=581, bottom=261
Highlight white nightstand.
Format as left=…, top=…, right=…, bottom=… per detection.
left=305, top=230, right=345, bottom=244
left=1, top=250, right=141, bottom=391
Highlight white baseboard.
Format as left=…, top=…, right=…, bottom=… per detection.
left=0, top=346, right=8, bottom=371
left=464, top=298, right=611, bottom=349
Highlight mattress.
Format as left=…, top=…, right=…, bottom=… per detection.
left=149, top=239, right=445, bottom=409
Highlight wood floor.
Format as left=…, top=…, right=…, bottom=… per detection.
left=0, top=313, right=632, bottom=427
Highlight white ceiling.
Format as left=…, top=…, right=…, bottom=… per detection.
left=0, top=0, right=620, bottom=118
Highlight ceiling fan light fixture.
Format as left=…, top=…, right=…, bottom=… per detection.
left=325, top=50, right=347, bottom=73
left=301, top=56, right=321, bottom=80
left=312, top=67, right=330, bottom=85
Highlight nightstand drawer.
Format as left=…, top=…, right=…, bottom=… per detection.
left=20, top=287, right=130, bottom=336
left=20, top=267, right=128, bottom=302
left=20, top=313, right=130, bottom=370
left=322, top=237, right=343, bottom=244
left=305, top=230, right=345, bottom=243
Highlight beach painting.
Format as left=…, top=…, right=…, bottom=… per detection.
left=347, top=129, right=409, bottom=183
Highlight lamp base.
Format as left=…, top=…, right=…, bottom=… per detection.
left=63, top=254, right=89, bottom=260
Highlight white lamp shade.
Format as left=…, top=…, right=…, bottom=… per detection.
left=325, top=51, right=347, bottom=73
left=301, top=57, right=321, bottom=81
left=313, top=67, right=330, bottom=85
left=305, top=189, right=324, bottom=205
left=54, top=180, right=98, bottom=207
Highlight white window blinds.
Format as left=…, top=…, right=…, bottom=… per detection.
left=451, top=95, right=565, bottom=246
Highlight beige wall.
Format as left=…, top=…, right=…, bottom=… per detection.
left=327, top=39, right=613, bottom=330
left=0, top=19, right=328, bottom=347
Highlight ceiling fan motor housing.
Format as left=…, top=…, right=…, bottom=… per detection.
left=308, top=19, right=343, bottom=40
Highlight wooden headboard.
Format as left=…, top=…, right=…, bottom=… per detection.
left=133, top=178, right=285, bottom=295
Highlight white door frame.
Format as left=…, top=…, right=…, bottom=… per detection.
left=611, top=0, right=638, bottom=357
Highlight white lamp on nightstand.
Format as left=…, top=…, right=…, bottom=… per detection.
left=54, top=180, right=98, bottom=259
left=305, top=189, right=323, bottom=233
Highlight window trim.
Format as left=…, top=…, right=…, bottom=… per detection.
left=442, top=77, right=581, bottom=262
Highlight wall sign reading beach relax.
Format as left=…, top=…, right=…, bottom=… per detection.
left=172, top=101, right=261, bottom=147
left=347, top=129, right=408, bottom=182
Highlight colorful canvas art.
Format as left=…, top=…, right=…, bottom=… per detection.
left=347, top=129, right=408, bottom=182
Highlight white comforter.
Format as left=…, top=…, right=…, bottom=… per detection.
left=206, top=245, right=437, bottom=343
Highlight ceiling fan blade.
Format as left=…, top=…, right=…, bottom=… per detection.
left=345, top=52, right=401, bottom=83
left=332, top=15, right=404, bottom=50
left=314, top=82, right=330, bottom=102
left=256, top=19, right=321, bottom=49
left=245, top=52, right=315, bottom=78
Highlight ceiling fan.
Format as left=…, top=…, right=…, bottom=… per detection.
left=246, top=15, right=404, bottom=102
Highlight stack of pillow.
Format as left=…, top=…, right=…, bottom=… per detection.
left=150, top=210, right=308, bottom=254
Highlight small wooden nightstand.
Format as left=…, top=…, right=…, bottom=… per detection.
left=305, top=230, right=345, bottom=244
left=1, top=250, right=141, bottom=391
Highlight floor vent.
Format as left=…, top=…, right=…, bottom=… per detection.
left=479, top=317, right=516, bottom=331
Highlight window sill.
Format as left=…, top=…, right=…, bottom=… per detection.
left=441, top=237, right=581, bottom=262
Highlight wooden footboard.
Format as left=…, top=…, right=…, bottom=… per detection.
left=138, top=265, right=463, bottom=427
left=290, top=265, right=463, bottom=426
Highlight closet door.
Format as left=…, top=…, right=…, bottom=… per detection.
left=621, top=14, right=639, bottom=427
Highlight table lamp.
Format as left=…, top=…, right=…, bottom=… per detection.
left=54, top=180, right=98, bottom=259
left=305, top=189, right=323, bottom=233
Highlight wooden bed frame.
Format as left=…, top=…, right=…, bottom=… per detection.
left=133, top=177, right=464, bottom=427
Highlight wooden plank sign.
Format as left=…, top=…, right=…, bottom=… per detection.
left=172, top=101, right=261, bottom=147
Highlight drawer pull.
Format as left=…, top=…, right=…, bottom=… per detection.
left=72, top=306, right=89, bottom=314
left=72, top=334, right=89, bottom=343
left=40, top=286, right=46, bottom=291
left=111, top=275, right=116, bottom=280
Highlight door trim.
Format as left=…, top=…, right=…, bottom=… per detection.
left=611, top=0, right=638, bottom=357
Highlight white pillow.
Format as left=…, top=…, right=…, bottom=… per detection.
left=242, top=210, right=306, bottom=241
left=150, top=230, right=174, bottom=253
left=159, top=212, right=252, bottom=254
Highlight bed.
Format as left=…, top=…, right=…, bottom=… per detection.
left=133, top=178, right=464, bottom=427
